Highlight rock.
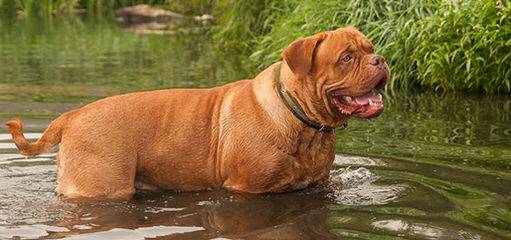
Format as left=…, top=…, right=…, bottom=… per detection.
left=117, top=22, right=174, bottom=35
left=115, top=4, right=184, bottom=22
left=194, top=14, right=215, bottom=24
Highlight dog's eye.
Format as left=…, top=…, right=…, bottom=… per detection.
left=342, top=55, right=352, bottom=62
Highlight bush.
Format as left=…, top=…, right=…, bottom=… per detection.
left=212, top=0, right=511, bottom=93
left=411, top=0, right=511, bottom=92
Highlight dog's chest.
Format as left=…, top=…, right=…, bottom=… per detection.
left=285, top=129, right=336, bottom=189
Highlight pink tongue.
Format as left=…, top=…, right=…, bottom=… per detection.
left=354, top=92, right=382, bottom=105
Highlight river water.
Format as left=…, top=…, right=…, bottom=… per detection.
left=0, top=15, right=510, bottom=239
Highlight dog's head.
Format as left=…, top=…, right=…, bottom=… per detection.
left=281, top=27, right=390, bottom=127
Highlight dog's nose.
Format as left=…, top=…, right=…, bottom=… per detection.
left=369, top=55, right=385, bottom=66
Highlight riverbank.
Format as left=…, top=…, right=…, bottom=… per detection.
left=1, top=0, right=510, bottom=93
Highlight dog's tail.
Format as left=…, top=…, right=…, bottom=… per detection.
left=4, top=117, right=65, bottom=158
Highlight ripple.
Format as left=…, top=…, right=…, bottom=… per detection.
left=0, top=161, right=60, bottom=225
left=63, top=226, right=205, bottom=240
left=0, top=225, right=205, bottom=240
left=333, top=154, right=387, bottom=167
left=0, top=224, right=69, bottom=239
left=327, top=168, right=407, bottom=205
left=0, top=133, right=43, bottom=141
left=0, top=143, right=17, bottom=150
left=372, top=219, right=483, bottom=240
left=144, top=207, right=185, bottom=213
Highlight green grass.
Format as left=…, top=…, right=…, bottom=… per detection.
left=211, top=0, right=511, bottom=93
left=411, top=0, right=511, bottom=92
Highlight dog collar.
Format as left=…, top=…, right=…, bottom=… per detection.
left=274, top=62, right=336, bottom=132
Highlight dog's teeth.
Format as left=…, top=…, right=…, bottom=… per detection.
left=344, top=96, right=352, bottom=101
left=369, top=99, right=373, bottom=105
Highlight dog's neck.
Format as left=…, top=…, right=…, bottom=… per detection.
left=273, top=62, right=349, bottom=128
left=274, top=62, right=335, bottom=132
left=252, top=63, right=302, bottom=134
left=253, top=62, right=345, bottom=136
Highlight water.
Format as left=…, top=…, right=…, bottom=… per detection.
left=1, top=14, right=510, bottom=239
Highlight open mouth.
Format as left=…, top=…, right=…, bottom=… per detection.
left=330, top=90, right=384, bottom=119
left=329, top=68, right=389, bottom=119
left=329, top=64, right=389, bottom=119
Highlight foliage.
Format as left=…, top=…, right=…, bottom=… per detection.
left=162, top=0, right=218, bottom=15
left=211, top=0, right=511, bottom=93
left=411, top=0, right=511, bottom=92
left=210, top=0, right=294, bottom=62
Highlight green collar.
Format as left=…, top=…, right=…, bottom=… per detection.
left=274, top=62, right=336, bottom=132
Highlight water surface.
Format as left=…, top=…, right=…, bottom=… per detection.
left=0, top=15, right=510, bottom=239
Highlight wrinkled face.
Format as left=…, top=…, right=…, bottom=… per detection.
left=282, top=27, right=390, bottom=121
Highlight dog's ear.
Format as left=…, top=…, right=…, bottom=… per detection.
left=282, top=33, right=326, bottom=80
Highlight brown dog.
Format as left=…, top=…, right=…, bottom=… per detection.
left=5, top=27, right=389, bottom=200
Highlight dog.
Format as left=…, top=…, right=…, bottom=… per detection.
left=5, top=27, right=390, bottom=200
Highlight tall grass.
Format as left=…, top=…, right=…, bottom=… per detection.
left=163, top=0, right=218, bottom=15
left=411, top=0, right=511, bottom=92
left=211, top=0, right=511, bottom=93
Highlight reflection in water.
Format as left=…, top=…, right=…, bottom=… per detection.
left=0, top=129, right=341, bottom=239
left=0, top=127, right=506, bottom=239
left=57, top=191, right=337, bottom=239
left=338, top=90, right=511, bottom=173
left=0, top=14, right=247, bottom=106
left=0, top=133, right=401, bottom=239
left=0, top=158, right=338, bottom=239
